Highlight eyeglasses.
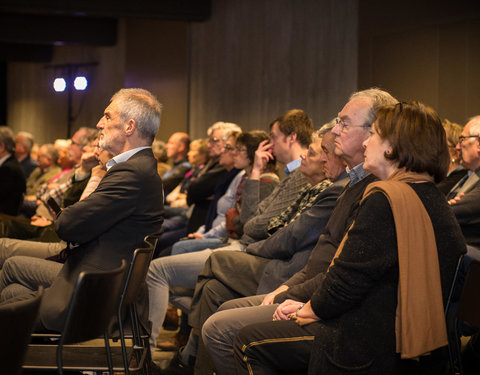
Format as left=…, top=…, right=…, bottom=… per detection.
left=235, top=146, right=247, bottom=153
left=224, top=144, right=235, bottom=152
left=458, top=135, right=479, bottom=145
left=334, top=117, right=370, bottom=131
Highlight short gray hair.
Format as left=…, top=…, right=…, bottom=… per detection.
left=0, top=126, right=15, bottom=153
left=110, top=88, right=162, bottom=143
left=468, top=115, right=480, bottom=136
left=16, top=131, right=35, bottom=152
left=350, top=88, right=398, bottom=126
left=207, top=121, right=242, bottom=141
left=40, top=143, right=59, bottom=165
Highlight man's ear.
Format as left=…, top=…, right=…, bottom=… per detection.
left=288, top=132, right=298, bottom=145
left=124, top=119, right=136, bottom=136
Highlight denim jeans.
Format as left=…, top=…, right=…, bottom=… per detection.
left=171, top=238, right=223, bottom=255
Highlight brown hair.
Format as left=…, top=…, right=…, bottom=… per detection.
left=270, top=109, right=314, bottom=148
left=375, top=101, right=449, bottom=183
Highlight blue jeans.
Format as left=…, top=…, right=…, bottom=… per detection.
left=171, top=238, right=223, bottom=255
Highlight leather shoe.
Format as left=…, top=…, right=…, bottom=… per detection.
left=157, top=332, right=189, bottom=351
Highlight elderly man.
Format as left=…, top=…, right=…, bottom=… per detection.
left=447, top=116, right=480, bottom=247
left=0, top=88, right=164, bottom=333
left=0, top=127, right=26, bottom=216
left=195, top=88, right=398, bottom=375
left=15, top=131, right=38, bottom=179
left=162, top=132, right=191, bottom=195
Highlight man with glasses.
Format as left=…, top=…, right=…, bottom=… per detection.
left=447, top=116, right=480, bottom=246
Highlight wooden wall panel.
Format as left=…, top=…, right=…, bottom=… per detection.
left=188, top=0, right=358, bottom=138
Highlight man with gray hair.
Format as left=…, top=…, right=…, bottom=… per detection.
left=448, top=115, right=480, bottom=247
left=0, top=88, right=164, bottom=332
left=0, top=126, right=26, bottom=215
left=15, top=131, right=38, bottom=179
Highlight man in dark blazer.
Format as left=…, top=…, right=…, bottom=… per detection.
left=0, top=88, right=164, bottom=333
left=448, top=115, right=480, bottom=247
left=0, top=126, right=26, bottom=216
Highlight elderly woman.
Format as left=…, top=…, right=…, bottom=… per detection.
left=232, top=102, right=466, bottom=375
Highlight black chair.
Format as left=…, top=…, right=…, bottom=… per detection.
left=0, top=287, right=43, bottom=375
left=23, top=261, right=127, bottom=375
left=116, top=235, right=157, bottom=374
left=445, top=246, right=480, bottom=375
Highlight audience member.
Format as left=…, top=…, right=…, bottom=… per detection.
left=152, top=139, right=171, bottom=177
left=437, top=119, right=466, bottom=194
left=0, top=88, right=164, bottom=334
left=162, top=132, right=191, bottom=195
left=165, top=138, right=209, bottom=210
left=447, top=115, right=480, bottom=247
left=198, top=88, right=396, bottom=375
left=0, top=127, right=26, bottom=216
left=14, top=131, right=37, bottom=179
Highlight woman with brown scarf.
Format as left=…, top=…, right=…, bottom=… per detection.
left=233, top=102, right=466, bottom=375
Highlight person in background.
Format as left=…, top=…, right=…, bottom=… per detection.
left=15, top=131, right=37, bottom=179
left=447, top=115, right=480, bottom=247
left=0, top=127, right=26, bottom=216
left=165, top=138, right=209, bottom=211
left=152, top=139, right=171, bottom=177
left=162, top=132, right=191, bottom=196
left=437, top=119, right=466, bottom=195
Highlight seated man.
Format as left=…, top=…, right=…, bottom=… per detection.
left=447, top=115, right=480, bottom=247
left=0, top=88, right=164, bottom=334
left=162, top=132, right=191, bottom=196
left=200, top=88, right=397, bottom=375
left=146, top=109, right=313, bottom=355
left=15, top=131, right=37, bottom=179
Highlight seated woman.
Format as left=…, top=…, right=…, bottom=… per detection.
left=227, top=102, right=466, bottom=374
left=170, top=130, right=278, bottom=255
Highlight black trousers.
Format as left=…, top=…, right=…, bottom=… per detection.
left=233, top=319, right=322, bottom=375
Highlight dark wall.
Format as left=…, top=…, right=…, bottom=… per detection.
left=358, top=0, right=480, bottom=125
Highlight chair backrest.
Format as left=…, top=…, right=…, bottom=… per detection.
left=456, top=259, right=480, bottom=329
left=61, top=261, right=126, bottom=345
left=122, top=247, right=155, bottom=305
left=0, top=288, right=43, bottom=375
left=143, top=235, right=159, bottom=251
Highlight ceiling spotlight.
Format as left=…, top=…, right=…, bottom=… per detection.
left=53, top=78, right=66, bottom=92
left=74, top=76, right=88, bottom=91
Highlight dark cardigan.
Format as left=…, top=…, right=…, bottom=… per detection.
left=307, top=182, right=466, bottom=374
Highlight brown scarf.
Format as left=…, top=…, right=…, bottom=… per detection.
left=328, top=169, right=447, bottom=359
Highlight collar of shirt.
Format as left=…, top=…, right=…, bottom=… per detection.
left=0, top=153, right=11, bottom=166
left=106, top=146, right=151, bottom=171
left=346, top=162, right=370, bottom=186
left=284, top=158, right=302, bottom=176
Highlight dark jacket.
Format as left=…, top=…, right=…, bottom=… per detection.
left=0, top=154, right=26, bottom=215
